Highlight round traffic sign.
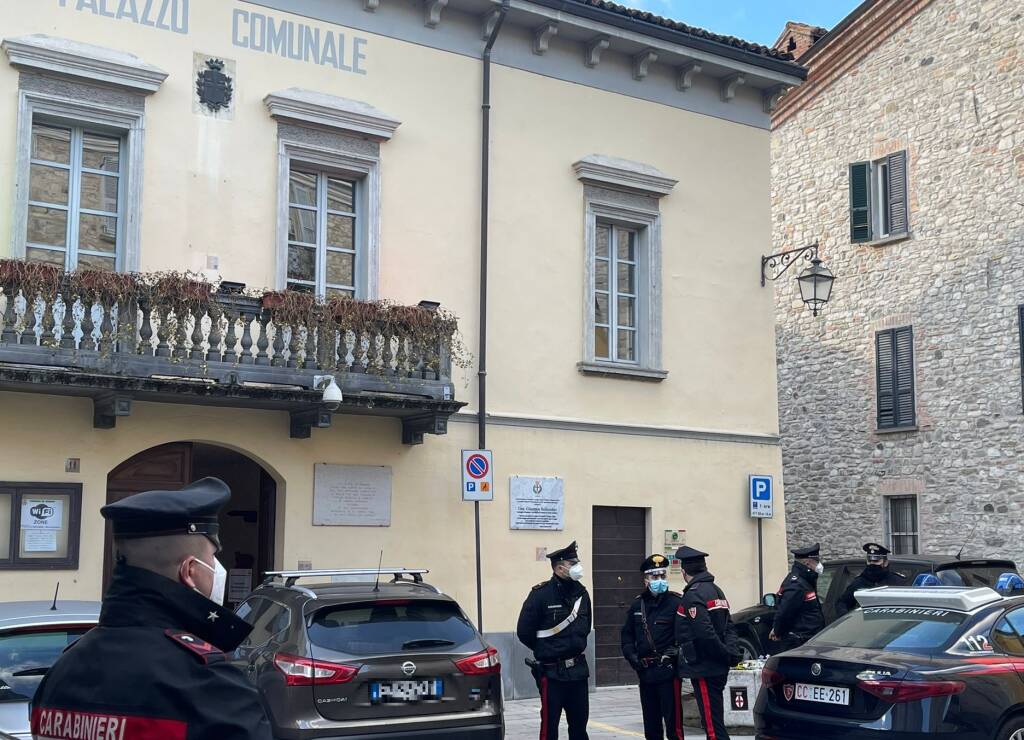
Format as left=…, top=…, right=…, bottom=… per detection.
left=466, top=453, right=489, bottom=479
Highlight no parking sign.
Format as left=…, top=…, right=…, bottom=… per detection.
left=462, top=450, right=494, bottom=502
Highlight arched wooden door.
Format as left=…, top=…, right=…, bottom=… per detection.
left=103, top=442, right=194, bottom=591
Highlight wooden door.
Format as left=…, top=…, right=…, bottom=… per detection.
left=104, top=442, right=193, bottom=590
left=592, top=505, right=647, bottom=686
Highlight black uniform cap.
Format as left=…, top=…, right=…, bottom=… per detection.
left=641, top=553, right=670, bottom=573
left=863, top=542, right=891, bottom=562
left=674, top=545, right=708, bottom=567
left=101, top=477, right=230, bottom=542
left=791, top=543, right=821, bottom=558
left=546, top=541, right=579, bottom=563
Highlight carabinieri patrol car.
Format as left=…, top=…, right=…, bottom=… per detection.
left=755, top=576, right=1024, bottom=740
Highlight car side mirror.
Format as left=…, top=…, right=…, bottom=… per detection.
left=761, top=593, right=777, bottom=608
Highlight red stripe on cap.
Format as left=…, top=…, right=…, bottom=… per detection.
left=33, top=706, right=187, bottom=739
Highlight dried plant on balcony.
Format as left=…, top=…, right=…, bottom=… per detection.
left=0, top=259, right=62, bottom=298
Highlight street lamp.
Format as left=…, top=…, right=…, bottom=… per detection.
left=761, top=242, right=835, bottom=317
left=796, top=258, right=835, bottom=317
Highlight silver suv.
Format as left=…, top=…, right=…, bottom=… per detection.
left=231, top=569, right=503, bottom=739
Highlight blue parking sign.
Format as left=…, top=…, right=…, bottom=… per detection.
left=749, top=475, right=773, bottom=519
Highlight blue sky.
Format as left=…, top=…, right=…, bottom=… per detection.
left=624, top=1, right=862, bottom=46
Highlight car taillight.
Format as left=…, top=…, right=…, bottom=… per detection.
left=761, top=667, right=785, bottom=689
left=858, top=679, right=965, bottom=703
left=273, top=653, right=360, bottom=686
left=454, top=646, right=501, bottom=675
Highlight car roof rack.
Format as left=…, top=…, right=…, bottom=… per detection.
left=855, top=586, right=1003, bottom=612
left=264, top=568, right=429, bottom=587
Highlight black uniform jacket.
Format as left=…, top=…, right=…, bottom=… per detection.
left=772, top=561, right=826, bottom=639
left=835, top=566, right=907, bottom=616
left=31, top=564, right=272, bottom=740
left=517, top=575, right=592, bottom=681
left=674, top=572, right=740, bottom=678
left=620, top=589, right=681, bottom=684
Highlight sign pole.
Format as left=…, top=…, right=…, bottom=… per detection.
left=462, top=449, right=493, bottom=631
left=757, top=517, right=764, bottom=599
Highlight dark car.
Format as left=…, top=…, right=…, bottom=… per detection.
left=731, top=554, right=1018, bottom=659
left=231, top=568, right=503, bottom=740
left=754, top=582, right=1024, bottom=739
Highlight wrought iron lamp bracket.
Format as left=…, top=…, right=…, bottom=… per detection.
left=761, top=243, right=819, bottom=287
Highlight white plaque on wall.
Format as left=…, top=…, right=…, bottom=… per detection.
left=510, top=476, right=564, bottom=530
left=313, top=464, right=392, bottom=526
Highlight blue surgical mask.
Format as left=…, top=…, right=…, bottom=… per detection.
left=648, top=579, right=669, bottom=595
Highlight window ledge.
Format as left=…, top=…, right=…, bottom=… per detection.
left=577, top=362, right=668, bottom=382
left=864, top=232, right=912, bottom=248
left=2, top=34, right=167, bottom=93
left=875, top=425, right=919, bottom=435
left=265, top=87, right=401, bottom=141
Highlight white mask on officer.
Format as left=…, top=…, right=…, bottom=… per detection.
left=192, top=556, right=227, bottom=606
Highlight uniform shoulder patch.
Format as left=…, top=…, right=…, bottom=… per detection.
left=790, top=576, right=798, bottom=581
left=532, top=581, right=547, bottom=591
left=165, top=629, right=224, bottom=664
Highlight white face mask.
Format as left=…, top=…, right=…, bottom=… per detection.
left=814, top=562, right=825, bottom=575
left=192, top=556, right=227, bottom=606
left=568, top=563, right=585, bottom=582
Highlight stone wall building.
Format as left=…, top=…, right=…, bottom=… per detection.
left=770, top=0, right=1024, bottom=561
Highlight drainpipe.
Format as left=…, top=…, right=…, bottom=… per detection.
left=475, top=0, right=510, bottom=634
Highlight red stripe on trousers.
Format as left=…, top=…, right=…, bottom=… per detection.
left=673, top=677, right=685, bottom=739
left=539, top=676, right=548, bottom=740
left=696, top=678, right=717, bottom=740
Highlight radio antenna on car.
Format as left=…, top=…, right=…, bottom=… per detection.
left=373, top=550, right=384, bottom=593
left=50, top=581, right=59, bottom=611
left=956, top=520, right=981, bottom=560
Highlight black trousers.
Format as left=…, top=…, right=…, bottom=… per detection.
left=638, top=678, right=684, bottom=740
left=691, top=674, right=730, bottom=740
left=539, top=676, right=589, bottom=740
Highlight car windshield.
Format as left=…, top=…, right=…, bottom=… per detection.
left=806, top=606, right=967, bottom=653
left=307, top=600, right=479, bottom=656
left=0, top=627, right=91, bottom=703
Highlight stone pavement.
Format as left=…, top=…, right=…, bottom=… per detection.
left=504, top=685, right=755, bottom=739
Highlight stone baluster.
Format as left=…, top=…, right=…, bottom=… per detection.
left=239, top=311, right=254, bottom=364
left=206, top=303, right=223, bottom=363
left=172, top=309, right=188, bottom=361
left=255, top=311, right=271, bottom=366
left=271, top=321, right=285, bottom=367
left=154, top=304, right=171, bottom=357
left=59, top=288, right=77, bottom=350
left=138, top=295, right=154, bottom=355
left=286, top=324, right=301, bottom=368
left=19, top=293, right=38, bottom=346
left=80, top=297, right=97, bottom=351
left=97, top=301, right=114, bottom=355
left=1, top=288, right=17, bottom=344
left=222, top=305, right=238, bottom=363
left=304, top=321, right=317, bottom=369
left=40, top=294, right=57, bottom=347
left=189, top=306, right=205, bottom=361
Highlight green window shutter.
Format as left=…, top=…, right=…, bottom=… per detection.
left=887, top=150, right=909, bottom=236
left=849, top=161, right=871, bottom=243
left=876, top=330, right=896, bottom=428
left=893, top=326, right=915, bottom=426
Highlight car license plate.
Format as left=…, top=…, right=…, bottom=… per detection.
left=370, top=679, right=443, bottom=703
left=794, top=683, right=850, bottom=705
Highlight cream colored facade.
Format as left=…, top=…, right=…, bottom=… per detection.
left=0, top=0, right=802, bottom=689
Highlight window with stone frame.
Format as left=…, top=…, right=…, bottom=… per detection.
left=849, top=151, right=908, bottom=243
left=286, top=166, right=359, bottom=299
left=884, top=495, right=919, bottom=555
left=875, top=326, right=916, bottom=430
left=593, top=223, right=641, bottom=364
left=25, top=121, right=125, bottom=272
